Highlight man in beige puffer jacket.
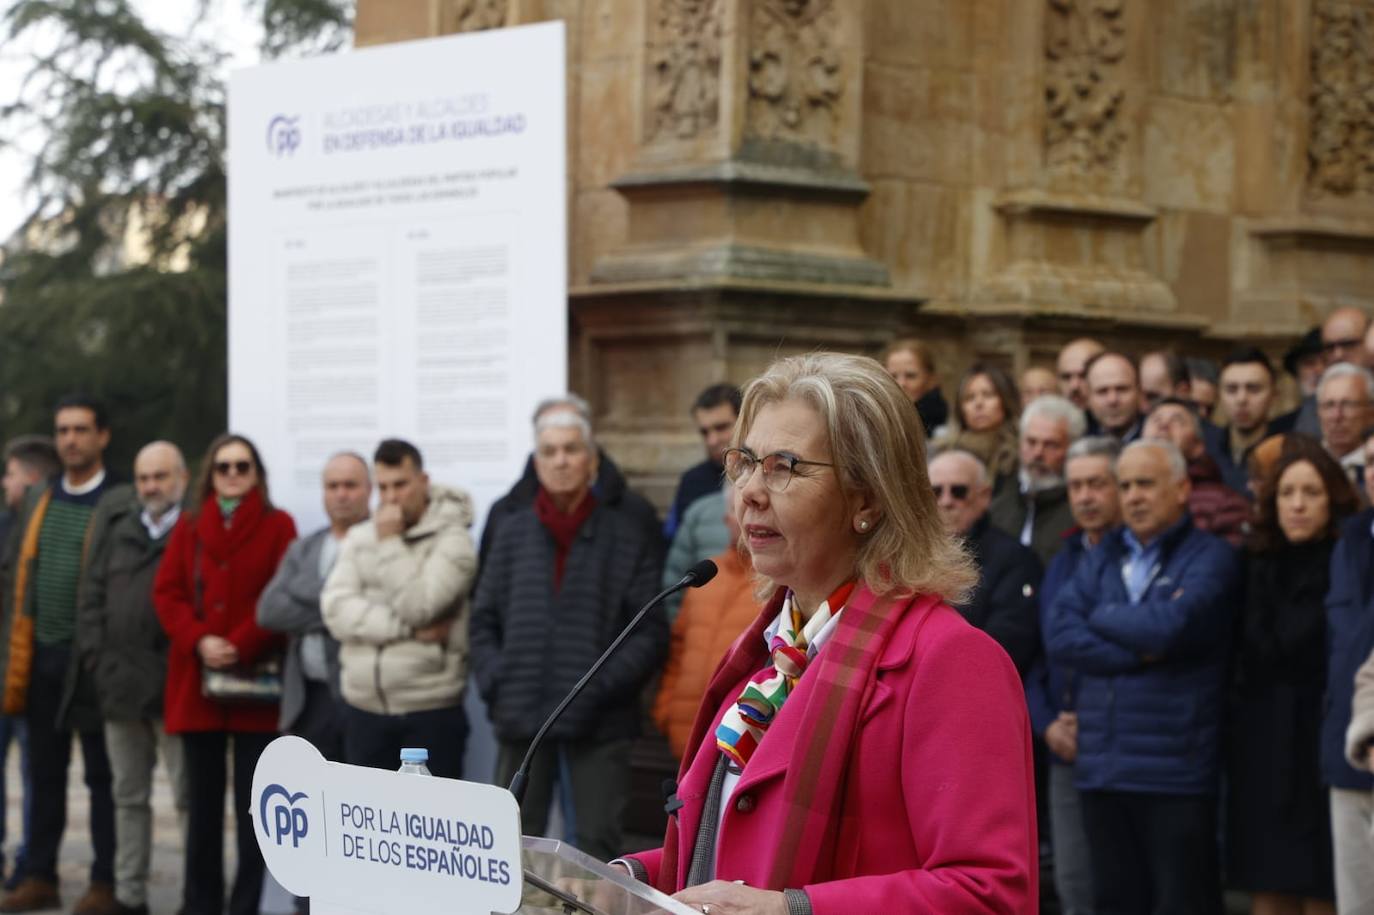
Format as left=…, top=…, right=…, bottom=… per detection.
left=322, top=439, right=476, bottom=778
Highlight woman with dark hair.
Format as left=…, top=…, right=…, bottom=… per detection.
left=1227, top=436, right=1356, bottom=915
left=154, top=434, right=296, bottom=915
left=932, top=362, right=1022, bottom=484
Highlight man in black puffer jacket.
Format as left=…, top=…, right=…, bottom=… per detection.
left=470, top=402, right=666, bottom=861
left=475, top=394, right=662, bottom=594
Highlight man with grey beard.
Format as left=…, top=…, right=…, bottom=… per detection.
left=76, top=441, right=190, bottom=915
left=990, top=395, right=1085, bottom=566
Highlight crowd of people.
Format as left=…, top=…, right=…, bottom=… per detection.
left=0, top=310, right=1371, bottom=913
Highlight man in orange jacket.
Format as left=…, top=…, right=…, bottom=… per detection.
left=653, top=499, right=760, bottom=759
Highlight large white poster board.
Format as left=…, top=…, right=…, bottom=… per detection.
left=228, top=22, right=566, bottom=535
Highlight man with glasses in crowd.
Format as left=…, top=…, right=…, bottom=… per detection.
left=1315, top=363, right=1374, bottom=496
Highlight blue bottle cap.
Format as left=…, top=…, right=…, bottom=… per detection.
left=399, top=747, right=429, bottom=763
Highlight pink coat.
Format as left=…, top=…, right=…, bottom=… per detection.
left=627, top=593, right=1038, bottom=914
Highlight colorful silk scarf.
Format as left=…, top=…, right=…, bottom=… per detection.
left=714, top=580, right=856, bottom=768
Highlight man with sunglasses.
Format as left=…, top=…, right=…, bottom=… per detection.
left=929, top=449, right=1042, bottom=675
left=0, top=395, right=129, bottom=914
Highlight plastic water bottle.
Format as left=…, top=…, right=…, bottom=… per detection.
left=398, top=747, right=431, bottom=776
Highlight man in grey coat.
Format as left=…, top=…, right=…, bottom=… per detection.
left=76, top=441, right=189, bottom=915
left=258, top=452, right=371, bottom=761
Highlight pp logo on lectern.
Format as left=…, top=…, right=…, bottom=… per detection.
left=259, top=784, right=310, bottom=848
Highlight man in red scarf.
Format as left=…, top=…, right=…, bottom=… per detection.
left=470, top=404, right=667, bottom=861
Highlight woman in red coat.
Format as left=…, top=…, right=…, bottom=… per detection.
left=155, top=433, right=296, bottom=915
left=616, top=353, right=1037, bottom=914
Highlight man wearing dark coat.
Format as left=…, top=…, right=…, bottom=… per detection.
left=476, top=395, right=661, bottom=592
left=1046, top=440, right=1237, bottom=915
left=989, top=394, right=1084, bottom=567
left=77, top=442, right=189, bottom=915
left=930, top=449, right=1042, bottom=675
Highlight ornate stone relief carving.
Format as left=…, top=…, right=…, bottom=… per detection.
left=1043, top=0, right=1128, bottom=179
left=647, top=0, right=723, bottom=142
left=746, top=0, right=843, bottom=146
left=1308, top=0, right=1374, bottom=198
left=440, top=0, right=508, bottom=33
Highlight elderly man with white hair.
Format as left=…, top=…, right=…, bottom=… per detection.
left=1046, top=439, right=1238, bottom=915
left=929, top=449, right=1042, bottom=675
left=476, top=394, right=662, bottom=590
left=1316, top=362, right=1374, bottom=494
left=989, top=394, right=1085, bottom=565
left=469, top=398, right=666, bottom=861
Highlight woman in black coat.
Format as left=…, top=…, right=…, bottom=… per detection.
left=1227, top=436, right=1356, bottom=915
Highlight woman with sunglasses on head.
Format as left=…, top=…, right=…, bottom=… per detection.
left=154, top=434, right=296, bottom=915
left=612, top=353, right=1036, bottom=914
left=932, top=362, right=1022, bottom=494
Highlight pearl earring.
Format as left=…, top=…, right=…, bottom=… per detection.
left=858, top=520, right=869, bottom=531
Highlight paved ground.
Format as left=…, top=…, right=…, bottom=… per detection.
left=3, top=741, right=293, bottom=914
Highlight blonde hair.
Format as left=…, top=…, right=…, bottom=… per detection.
left=734, top=352, right=976, bottom=604
left=880, top=338, right=936, bottom=374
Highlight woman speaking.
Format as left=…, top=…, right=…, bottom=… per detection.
left=616, top=353, right=1037, bottom=914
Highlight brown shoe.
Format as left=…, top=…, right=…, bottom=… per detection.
left=71, top=882, right=118, bottom=915
left=0, top=878, right=59, bottom=912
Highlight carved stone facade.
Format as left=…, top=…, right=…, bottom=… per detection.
left=439, top=0, right=508, bottom=33
left=646, top=0, right=723, bottom=142
left=1044, top=0, right=1128, bottom=182
left=1308, top=0, right=1374, bottom=199
left=746, top=0, right=843, bottom=148
left=354, top=0, right=1374, bottom=505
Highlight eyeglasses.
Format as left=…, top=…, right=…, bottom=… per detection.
left=932, top=484, right=971, bottom=501
left=213, top=460, right=254, bottom=477
left=723, top=448, right=833, bottom=493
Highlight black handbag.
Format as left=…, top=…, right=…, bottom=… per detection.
left=193, top=540, right=283, bottom=704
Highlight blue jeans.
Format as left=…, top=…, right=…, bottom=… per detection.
left=0, top=714, right=31, bottom=879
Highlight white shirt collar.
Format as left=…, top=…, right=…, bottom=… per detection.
left=61, top=468, right=106, bottom=496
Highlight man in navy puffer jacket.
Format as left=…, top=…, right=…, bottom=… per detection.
left=1047, top=439, right=1238, bottom=915
left=1322, top=429, right=1374, bottom=914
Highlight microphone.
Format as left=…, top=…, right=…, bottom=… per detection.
left=507, top=559, right=718, bottom=807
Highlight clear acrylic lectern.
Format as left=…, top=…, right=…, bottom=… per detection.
left=512, top=836, right=698, bottom=915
